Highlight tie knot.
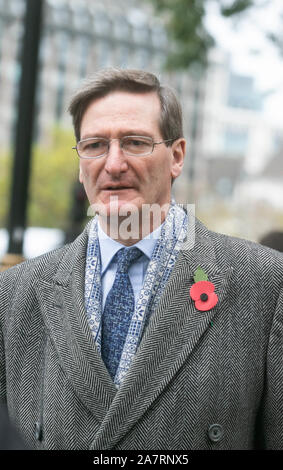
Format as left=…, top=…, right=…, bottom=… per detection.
left=116, top=247, right=142, bottom=273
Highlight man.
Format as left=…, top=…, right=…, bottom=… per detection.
left=0, top=68, right=282, bottom=450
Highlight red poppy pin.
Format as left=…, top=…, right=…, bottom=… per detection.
left=190, top=267, right=218, bottom=311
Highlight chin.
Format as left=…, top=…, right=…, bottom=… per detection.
left=90, top=196, right=142, bottom=218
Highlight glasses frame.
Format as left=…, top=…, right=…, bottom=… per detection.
left=72, top=135, right=176, bottom=159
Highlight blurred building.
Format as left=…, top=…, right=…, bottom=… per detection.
left=200, top=49, right=283, bottom=199
left=0, top=0, right=204, bottom=200
left=0, top=0, right=282, bottom=245
left=0, top=0, right=165, bottom=144
left=234, top=149, right=283, bottom=211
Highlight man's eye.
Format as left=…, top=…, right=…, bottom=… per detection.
left=89, top=141, right=102, bottom=149
left=82, top=140, right=104, bottom=151
left=128, top=139, right=143, bottom=146
left=126, top=138, right=151, bottom=146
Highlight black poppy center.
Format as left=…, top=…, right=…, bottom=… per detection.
left=200, top=293, right=208, bottom=302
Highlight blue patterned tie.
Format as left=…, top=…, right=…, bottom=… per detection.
left=101, top=247, right=143, bottom=380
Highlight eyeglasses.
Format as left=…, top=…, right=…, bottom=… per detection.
left=72, top=136, right=176, bottom=159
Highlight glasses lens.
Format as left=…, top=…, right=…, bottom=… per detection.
left=78, top=138, right=108, bottom=158
left=122, top=136, right=153, bottom=156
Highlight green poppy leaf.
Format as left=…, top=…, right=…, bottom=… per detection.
left=193, top=266, right=208, bottom=283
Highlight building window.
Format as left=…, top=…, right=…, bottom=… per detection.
left=94, top=11, right=111, bottom=36
left=55, top=32, right=69, bottom=121
left=78, top=35, right=90, bottom=79
left=228, top=73, right=263, bottom=111
left=223, top=127, right=249, bottom=156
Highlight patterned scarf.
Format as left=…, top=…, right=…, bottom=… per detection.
left=84, top=203, right=188, bottom=387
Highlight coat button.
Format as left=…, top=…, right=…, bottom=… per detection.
left=208, top=424, right=223, bottom=442
left=35, top=422, right=43, bottom=441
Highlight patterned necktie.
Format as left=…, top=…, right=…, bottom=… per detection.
left=101, top=247, right=143, bottom=380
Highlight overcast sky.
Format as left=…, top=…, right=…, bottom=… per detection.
left=205, top=0, right=283, bottom=123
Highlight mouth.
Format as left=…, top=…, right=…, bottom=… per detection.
left=102, top=186, right=133, bottom=191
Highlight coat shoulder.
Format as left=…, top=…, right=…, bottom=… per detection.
left=208, top=227, right=283, bottom=289
left=0, top=244, right=70, bottom=313
left=0, top=244, right=68, bottom=285
left=0, top=221, right=91, bottom=293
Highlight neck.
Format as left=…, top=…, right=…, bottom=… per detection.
left=98, top=205, right=170, bottom=246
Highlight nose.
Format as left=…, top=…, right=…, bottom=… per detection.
left=104, top=139, right=128, bottom=177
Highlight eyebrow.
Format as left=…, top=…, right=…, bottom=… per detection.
left=80, top=130, right=154, bottom=140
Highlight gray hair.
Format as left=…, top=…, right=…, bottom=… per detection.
left=68, top=68, right=183, bottom=143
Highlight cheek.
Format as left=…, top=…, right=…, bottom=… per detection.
left=79, top=162, right=87, bottom=178
left=80, top=162, right=98, bottom=182
left=142, top=158, right=164, bottom=180
left=152, top=159, right=171, bottom=183
left=79, top=166, right=84, bottom=183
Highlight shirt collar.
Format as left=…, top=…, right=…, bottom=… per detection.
left=97, top=220, right=163, bottom=275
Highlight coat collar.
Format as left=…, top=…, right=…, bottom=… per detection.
left=34, top=215, right=233, bottom=449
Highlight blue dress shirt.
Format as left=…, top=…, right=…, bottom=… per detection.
left=97, top=222, right=162, bottom=310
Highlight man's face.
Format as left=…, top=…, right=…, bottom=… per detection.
left=79, top=91, right=185, bottom=222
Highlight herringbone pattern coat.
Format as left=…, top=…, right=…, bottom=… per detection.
left=0, top=218, right=283, bottom=449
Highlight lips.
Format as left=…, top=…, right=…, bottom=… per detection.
left=101, top=185, right=133, bottom=190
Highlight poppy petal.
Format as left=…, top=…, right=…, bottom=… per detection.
left=195, top=292, right=218, bottom=311
left=190, top=281, right=215, bottom=300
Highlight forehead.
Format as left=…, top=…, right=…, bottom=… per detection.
left=80, top=91, right=162, bottom=139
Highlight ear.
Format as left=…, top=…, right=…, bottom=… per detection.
left=171, top=138, right=186, bottom=180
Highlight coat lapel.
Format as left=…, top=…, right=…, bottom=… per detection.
left=90, top=217, right=234, bottom=449
left=34, top=222, right=117, bottom=423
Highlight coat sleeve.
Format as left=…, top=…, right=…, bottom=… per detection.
left=0, top=331, right=5, bottom=404
left=261, top=285, right=283, bottom=449
left=0, top=266, right=19, bottom=404
left=0, top=271, right=7, bottom=404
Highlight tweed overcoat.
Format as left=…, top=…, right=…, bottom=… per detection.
left=0, top=217, right=283, bottom=450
